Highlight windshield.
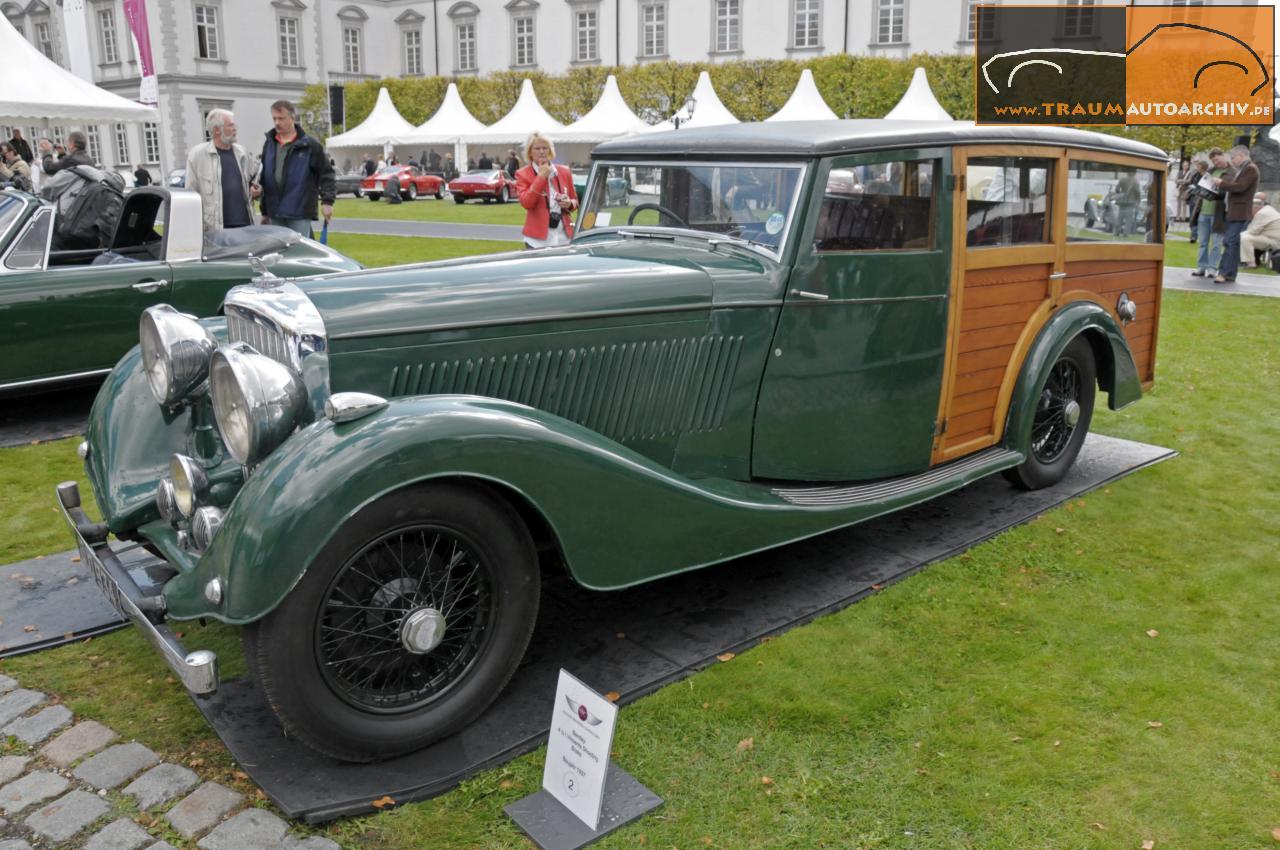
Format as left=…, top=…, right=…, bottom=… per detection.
left=462, top=170, right=500, bottom=179
left=579, top=162, right=805, bottom=256
left=0, top=193, right=28, bottom=242
left=375, top=167, right=407, bottom=177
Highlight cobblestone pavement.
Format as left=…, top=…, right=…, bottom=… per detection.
left=0, top=675, right=340, bottom=850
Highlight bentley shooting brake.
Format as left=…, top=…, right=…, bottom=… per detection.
left=60, top=121, right=1164, bottom=762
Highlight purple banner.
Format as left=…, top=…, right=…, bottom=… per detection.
left=122, top=0, right=157, bottom=104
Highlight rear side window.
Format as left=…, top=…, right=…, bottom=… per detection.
left=4, top=208, right=51, bottom=271
left=966, top=156, right=1053, bottom=247
left=1068, top=160, right=1163, bottom=244
left=815, top=160, right=936, bottom=251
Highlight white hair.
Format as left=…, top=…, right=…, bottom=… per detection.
left=205, top=109, right=234, bottom=137
left=1230, top=144, right=1251, bottom=159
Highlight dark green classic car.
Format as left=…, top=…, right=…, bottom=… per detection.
left=60, top=121, right=1164, bottom=762
left=0, top=187, right=359, bottom=394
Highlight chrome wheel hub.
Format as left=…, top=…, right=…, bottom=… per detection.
left=401, top=607, right=447, bottom=654
left=1063, top=399, right=1081, bottom=428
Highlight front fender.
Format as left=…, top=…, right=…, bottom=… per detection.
left=1003, top=301, right=1140, bottom=455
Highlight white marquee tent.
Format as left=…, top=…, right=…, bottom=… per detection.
left=558, top=75, right=652, bottom=143
left=885, top=67, right=955, bottom=121
left=644, top=71, right=739, bottom=132
left=1, top=16, right=155, bottom=123
left=326, top=87, right=417, bottom=150
left=469, top=79, right=565, bottom=146
left=766, top=69, right=838, bottom=122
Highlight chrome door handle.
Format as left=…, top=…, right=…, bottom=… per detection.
left=132, top=280, right=165, bottom=293
left=791, top=289, right=829, bottom=300
left=1048, top=272, right=1067, bottom=280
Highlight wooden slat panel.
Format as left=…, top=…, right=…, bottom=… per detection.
left=953, top=365, right=1006, bottom=396
left=962, top=280, right=1049, bottom=309
left=961, top=301, right=1040, bottom=331
left=955, top=344, right=1015, bottom=373
left=965, top=263, right=1052, bottom=287
left=945, top=429, right=996, bottom=451
left=1067, top=270, right=1159, bottom=296
left=950, top=387, right=1000, bottom=416
left=958, top=323, right=1024, bottom=354
left=1062, top=259, right=1153, bottom=277
left=948, top=407, right=996, bottom=439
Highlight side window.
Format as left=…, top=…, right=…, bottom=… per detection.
left=4, top=209, right=51, bottom=271
left=966, top=156, right=1053, bottom=247
left=1068, top=160, right=1161, bottom=244
left=815, top=159, right=936, bottom=252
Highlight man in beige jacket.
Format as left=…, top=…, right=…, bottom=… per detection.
left=186, top=109, right=260, bottom=234
left=1240, top=192, right=1280, bottom=268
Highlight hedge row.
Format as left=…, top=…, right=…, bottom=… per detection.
left=298, top=54, right=1238, bottom=156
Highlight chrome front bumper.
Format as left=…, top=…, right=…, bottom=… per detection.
left=56, top=481, right=219, bottom=695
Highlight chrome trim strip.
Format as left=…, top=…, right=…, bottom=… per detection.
left=329, top=302, right=713, bottom=341
left=0, top=367, right=113, bottom=392
left=785, top=294, right=948, bottom=306
left=772, top=447, right=1022, bottom=506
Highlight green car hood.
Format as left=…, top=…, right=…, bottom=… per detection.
left=297, top=240, right=726, bottom=345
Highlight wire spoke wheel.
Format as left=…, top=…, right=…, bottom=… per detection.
left=1004, top=336, right=1096, bottom=491
left=316, top=525, right=495, bottom=713
left=1030, top=359, right=1082, bottom=464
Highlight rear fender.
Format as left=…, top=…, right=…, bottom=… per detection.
left=1003, top=302, right=1140, bottom=454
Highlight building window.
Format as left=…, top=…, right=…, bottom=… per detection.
left=98, top=8, right=120, bottom=63
left=512, top=13, right=535, bottom=67
left=791, top=0, right=819, bottom=49
left=403, top=28, right=422, bottom=75
left=195, top=4, right=220, bottom=59
left=876, top=0, right=905, bottom=45
left=142, top=122, right=160, bottom=163
left=965, top=0, right=997, bottom=42
left=342, top=25, right=361, bottom=73
left=278, top=16, right=300, bottom=66
left=114, top=123, right=130, bottom=164
left=574, top=9, right=597, bottom=62
left=5, top=15, right=22, bottom=39
left=85, top=126, right=102, bottom=163
left=714, top=0, right=740, bottom=52
left=455, top=21, right=477, bottom=71
left=1063, top=0, right=1096, bottom=38
left=640, top=2, right=665, bottom=57
left=34, top=20, right=55, bottom=60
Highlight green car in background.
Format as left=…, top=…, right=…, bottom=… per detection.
left=0, top=187, right=360, bottom=395
left=60, top=121, right=1164, bottom=764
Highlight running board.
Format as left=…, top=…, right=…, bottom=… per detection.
left=771, top=447, right=1024, bottom=507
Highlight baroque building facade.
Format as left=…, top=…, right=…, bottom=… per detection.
left=2, top=0, right=1251, bottom=179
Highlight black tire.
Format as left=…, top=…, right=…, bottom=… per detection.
left=1003, top=336, right=1096, bottom=490
left=368, top=193, right=381, bottom=202
left=405, top=184, right=418, bottom=201
left=453, top=195, right=466, bottom=204
left=499, top=186, right=509, bottom=203
left=354, top=186, right=364, bottom=199
left=435, top=185, right=444, bottom=200
left=484, top=196, right=493, bottom=204
left=243, top=483, right=540, bottom=762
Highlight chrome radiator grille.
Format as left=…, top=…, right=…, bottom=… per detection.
left=226, top=307, right=297, bottom=368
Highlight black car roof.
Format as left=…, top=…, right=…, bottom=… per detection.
left=591, top=120, right=1167, bottom=163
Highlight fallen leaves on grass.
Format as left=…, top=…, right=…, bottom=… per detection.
left=760, top=776, right=774, bottom=786
left=371, top=795, right=396, bottom=809
left=716, top=652, right=735, bottom=663
left=1090, top=822, right=1107, bottom=831
left=1271, top=826, right=1280, bottom=841
left=1146, top=629, right=1159, bottom=637
left=1142, top=840, right=1156, bottom=849
left=499, top=780, right=514, bottom=790
left=736, top=737, right=754, bottom=752
left=1147, top=721, right=1164, bottom=729
left=1010, top=736, right=1022, bottom=743
left=603, top=691, right=620, bottom=702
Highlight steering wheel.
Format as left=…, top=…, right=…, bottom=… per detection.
left=627, top=203, right=686, bottom=227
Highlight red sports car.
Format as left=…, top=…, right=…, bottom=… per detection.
left=359, top=165, right=446, bottom=201
left=448, top=169, right=514, bottom=204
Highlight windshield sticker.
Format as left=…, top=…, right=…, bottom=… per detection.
left=765, top=213, right=785, bottom=235
left=596, top=212, right=612, bottom=227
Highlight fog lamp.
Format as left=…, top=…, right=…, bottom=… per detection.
left=170, top=454, right=209, bottom=518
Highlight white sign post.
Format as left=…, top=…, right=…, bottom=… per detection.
left=542, top=669, right=618, bottom=831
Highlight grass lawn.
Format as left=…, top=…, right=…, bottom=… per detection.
left=1, top=232, right=1277, bottom=848
left=325, top=233, right=520, bottom=267
left=331, top=196, right=526, bottom=225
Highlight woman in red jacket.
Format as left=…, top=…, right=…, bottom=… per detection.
left=516, top=132, right=577, bottom=249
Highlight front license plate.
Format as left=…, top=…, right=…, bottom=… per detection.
left=82, top=542, right=129, bottom=619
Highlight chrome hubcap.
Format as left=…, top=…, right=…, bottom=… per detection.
left=1063, top=399, right=1081, bottom=428
left=400, top=607, right=447, bottom=654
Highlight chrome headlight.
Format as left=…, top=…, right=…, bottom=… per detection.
left=170, top=454, right=209, bottom=518
left=155, top=477, right=180, bottom=523
left=191, top=506, right=225, bottom=551
left=209, top=342, right=307, bottom=466
left=139, top=305, right=216, bottom=407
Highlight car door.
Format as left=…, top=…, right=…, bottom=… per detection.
left=752, top=148, right=952, bottom=482
left=0, top=208, right=174, bottom=388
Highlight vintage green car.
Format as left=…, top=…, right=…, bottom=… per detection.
left=0, top=186, right=359, bottom=394
left=59, top=121, right=1164, bottom=762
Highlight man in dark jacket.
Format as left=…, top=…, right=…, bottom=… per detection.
left=38, top=131, right=92, bottom=176
left=133, top=164, right=153, bottom=187
left=8, top=129, right=33, bottom=165
left=259, top=99, right=334, bottom=238
left=1213, top=144, right=1261, bottom=284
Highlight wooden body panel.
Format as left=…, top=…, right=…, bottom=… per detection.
left=1060, top=259, right=1161, bottom=383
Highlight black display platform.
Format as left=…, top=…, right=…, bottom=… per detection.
left=192, top=433, right=1174, bottom=824
left=0, top=386, right=96, bottom=449
left=0, top=545, right=165, bottom=657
